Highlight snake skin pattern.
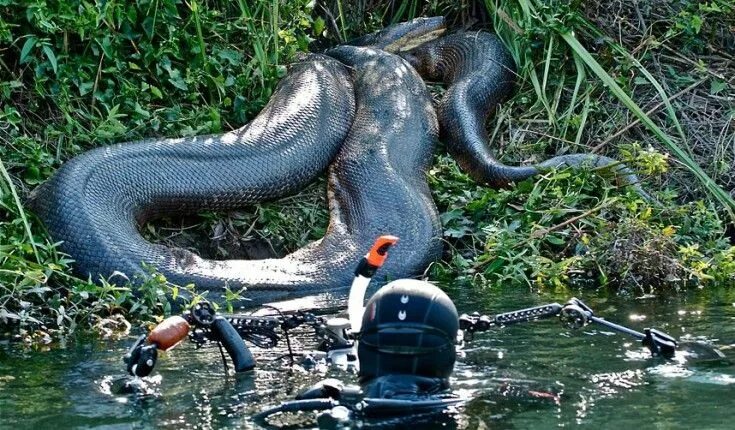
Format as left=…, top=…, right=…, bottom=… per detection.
left=29, top=54, right=357, bottom=303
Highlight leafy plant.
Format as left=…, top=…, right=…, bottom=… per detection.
left=1, top=0, right=733, bottom=340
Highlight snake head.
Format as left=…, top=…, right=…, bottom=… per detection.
left=346, top=16, right=446, bottom=53
left=397, top=41, right=444, bottom=81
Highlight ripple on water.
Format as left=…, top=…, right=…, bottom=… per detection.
left=1, top=288, right=734, bottom=428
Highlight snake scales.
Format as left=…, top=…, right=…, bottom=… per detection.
left=29, top=18, right=647, bottom=304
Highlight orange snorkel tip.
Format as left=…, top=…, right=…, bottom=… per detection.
left=365, top=235, right=399, bottom=268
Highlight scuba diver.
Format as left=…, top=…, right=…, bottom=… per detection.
left=123, top=236, right=725, bottom=426
left=280, top=277, right=464, bottom=425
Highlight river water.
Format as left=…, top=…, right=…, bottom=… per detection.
left=1, top=285, right=733, bottom=429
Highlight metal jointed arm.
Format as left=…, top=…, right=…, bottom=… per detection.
left=560, top=298, right=677, bottom=358
left=460, top=297, right=678, bottom=358
left=459, top=303, right=563, bottom=333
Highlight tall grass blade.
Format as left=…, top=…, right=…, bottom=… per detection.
left=270, top=0, right=279, bottom=64
left=189, top=0, right=207, bottom=66
left=335, top=0, right=347, bottom=41
left=561, top=32, right=735, bottom=219
left=560, top=51, right=587, bottom=139
left=579, top=22, right=691, bottom=152
left=236, top=0, right=268, bottom=86
left=0, top=158, right=40, bottom=264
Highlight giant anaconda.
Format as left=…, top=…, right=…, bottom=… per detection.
left=29, top=18, right=647, bottom=304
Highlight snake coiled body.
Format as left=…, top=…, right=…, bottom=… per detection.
left=30, top=45, right=441, bottom=304
left=29, top=54, right=358, bottom=302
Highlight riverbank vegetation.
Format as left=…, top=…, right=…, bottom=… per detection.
left=1, top=0, right=733, bottom=338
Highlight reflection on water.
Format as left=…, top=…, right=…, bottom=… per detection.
left=1, top=286, right=734, bottom=429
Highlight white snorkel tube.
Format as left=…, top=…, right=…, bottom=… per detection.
left=348, top=235, right=399, bottom=333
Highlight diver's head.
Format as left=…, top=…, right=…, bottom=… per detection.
left=357, top=279, right=459, bottom=382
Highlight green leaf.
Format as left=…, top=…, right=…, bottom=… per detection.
left=445, top=225, right=473, bottom=238
left=483, top=259, right=505, bottom=275
left=23, top=165, right=41, bottom=184
left=276, top=65, right=287, bottom=78
left=169, top=76, right=188, bottom=91
left=545, top=235, right=566, bottom=245
left=19, top=37, right=37, bottom=64
left=710, top=79, right=727, bottom=95
left=690, top=15, right=703, bottom=34
left=134, top=102, right=150, bottom=118
left=42, top=45, right=57, bottom=74
left=440, top=209, right=465, bottom=224
left=165, top=66, right=188, bottom=91
left=217, top=48, right=242, bottom=66
left=313, top=16, right=326, bottom=35
left=149, top=85, right=163, bottom=99
left=79, top=81, right=94, bottom=96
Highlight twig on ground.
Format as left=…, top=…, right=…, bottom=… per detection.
left=530, top=199, right=615, bottom=239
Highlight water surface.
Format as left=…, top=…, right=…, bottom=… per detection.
left=1, top=285, right=733, bottom=429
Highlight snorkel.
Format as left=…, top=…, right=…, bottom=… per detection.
left=349, top=235, right=399, bottom=333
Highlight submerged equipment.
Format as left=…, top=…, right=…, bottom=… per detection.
left=124, top=301, right=255, bottom=377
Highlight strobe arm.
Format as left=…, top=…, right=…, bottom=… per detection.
left=184, top=301, right=256, bottom=372
left=459, top=303, right=564, bottom=333
left=560, top=298, right=677, bottom=358
left=124, top=302, right=255, bottom=377
left=460, top=297, right=678, bottom=358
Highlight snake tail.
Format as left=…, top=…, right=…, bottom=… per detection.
left=401, top=31, right=654, bottom=200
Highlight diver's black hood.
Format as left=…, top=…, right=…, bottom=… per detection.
left=358, top=279, right=459, bottom=381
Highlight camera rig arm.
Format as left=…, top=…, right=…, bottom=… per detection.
left=124, top=301, right=258, bottom=377
left=123, top=300, right=327, bottom=377
left=459, top=297, right=678, bottom=358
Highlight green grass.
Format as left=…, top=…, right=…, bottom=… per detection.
left=1, top=0, right=733, bottom=338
